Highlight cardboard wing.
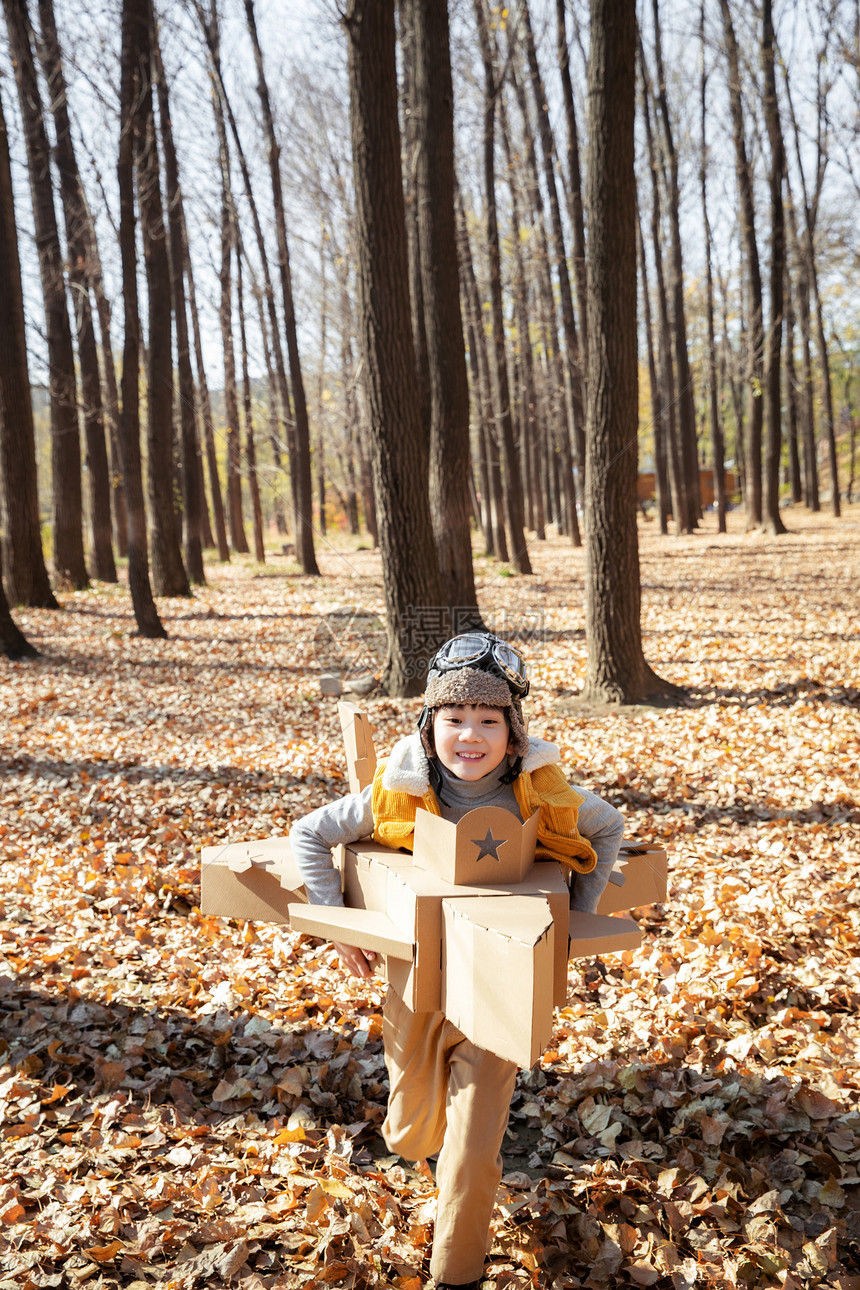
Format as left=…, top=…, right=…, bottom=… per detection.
left=200, top=836, right=306, bottom=924
left=287, top=903, right=413, bottom=960
left=596, top=844, right=668, bottom=915
left=569, top=910, right=642, bottom=956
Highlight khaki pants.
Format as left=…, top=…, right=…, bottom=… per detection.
left=382, top=989, right=518, bottom=1285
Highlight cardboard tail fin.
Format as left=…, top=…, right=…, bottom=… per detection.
left=338, top=702, right=378, bottom=793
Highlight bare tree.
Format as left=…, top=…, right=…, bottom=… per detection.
left=237, top=239, right=266, bottom=562
left=472, top=0, right=532, bottom=574
left=152, top=19, right=205, bottom=582
left=651, top=0, right=699, bottom=532
left=640, top=52, right=688, bottom=536
left=37, top=0, right=117, bottom=582
left=412, top=0, right=481, bottom=622
left=243, top=0, right=319, bottom=574
left=783, top=31, right=841, bottom=516
left=556, top=0, right=589, bottom=400
left=761, top=0, right=787, bottom=534
left=3, top=0, right=88, bottom=588
left=520, top=3, right=584, bottom=509
left=134, top=0, right=189, bottom=595
left=181, top=199, right=230, bottom=559
left=82, top=192, right=128, bottom=556
left=456, top=189, right=509, bottom=560
left=344, top=0, right=445, bottom=694
left=117, top=0, right=165, bottom=638
left=718, top=0, right=764, bottom=529
left=0, top=82, right=57, bottom=609
left=212, top=97, right=249, bottom=557
left=637, top=209, right=669, bottom=535
left=582, top=0, right=677, bottom=705
left=785, top=186, right=819, bottom=510
left=784, top=265, right=802, bottom=505
left=699, top=1, right=726, bottom=533
left=399, top=0, right=432, bottom=450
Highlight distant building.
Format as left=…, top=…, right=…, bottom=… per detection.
left=637, top=468, right=739, bottom=508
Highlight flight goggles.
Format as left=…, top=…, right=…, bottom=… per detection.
left=428, top=632, right=530, bottom=698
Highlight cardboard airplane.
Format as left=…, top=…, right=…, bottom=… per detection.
left=200, top=702, right=668, bottom=1067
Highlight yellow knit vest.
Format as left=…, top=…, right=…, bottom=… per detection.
left=371, top=758, right=597, bottom=874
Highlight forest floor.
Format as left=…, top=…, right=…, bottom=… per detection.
left=1, top=505, right=859, bottom=1290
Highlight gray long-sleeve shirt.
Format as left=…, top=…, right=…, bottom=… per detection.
left=289, top=759, right=624, bottom=913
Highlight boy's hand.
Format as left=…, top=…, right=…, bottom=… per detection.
left=333, top=942, right=377, bottom=978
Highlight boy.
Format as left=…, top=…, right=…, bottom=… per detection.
left=290, top=633, right=624, bottom=1289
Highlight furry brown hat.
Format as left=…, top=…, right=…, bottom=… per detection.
left=419, top=666, right=529, bottom=760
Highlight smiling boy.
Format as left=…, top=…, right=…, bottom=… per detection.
left=289, top=633, right=624, bottom=1289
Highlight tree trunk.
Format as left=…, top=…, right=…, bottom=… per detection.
left=344, top=0, right=445, bottom=693
left=82, top=193, right=128, bottom=558
left=183, top=202, right=230, bottom=559
left=197, top=0, right=293, bottom=550
left=784, top=265, right=802, bottom=504
left=521, top=2, right=586, bottom=499
left=473, top=0, right=532, bottom=574
left=640, top=59, right=687, bottom=535
left=211, top=82, right=248, bottom=557
left=412, top=0, right=480, bottom=623
left=699, top=3, right=726, bottom=533
left=456, top=189, right=509, bottom=561
left=315, top=224, right=328, bottom=537
left=651, top=0, right=699, bottom=532
left=252, top=278, right=289, bottom=536
left=812, top=277, right=840, bottom=515
left=582, top=0, right=677, bottom=705
left=637, top=209, right=669, bottom=535
left=37, top=0, right=116, bottom=583
left=243, top=0, right=319, bottom=574
left=134, top=0, right=189, bottom=595
left=0, top=542, right=37, bottom=658
left=334, top=263, right=361, bottom=537
left=556, top=0, right=589, bottom=408
left=783, top=27, right=840, bottom=515
left=507, top=52, right=576, bottom=543
left=117, top=0, right=165, bottom=638
left=3, top=0, right=88, bottom=589
left=718, top=0, right=764, bottom=529
left=761, top=0, right=787, bottom=535
left=786, top=193, right=819, bottom=510
left=237, top=241, right=265, bottom=562
left=0, top=82, right=57, bottom=608
left=456, top=194, right=502, bottom=558
left=152, top=20, right=205, bottom=582
left=505, top=52, right=577, bottom=549
left=399, top=0, right=432, bottom=451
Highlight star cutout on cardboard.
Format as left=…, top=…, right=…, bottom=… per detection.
left=472, top=827, right=504, bottom=862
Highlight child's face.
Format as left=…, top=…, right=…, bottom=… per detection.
left=432, top=704, right=513, bottom=781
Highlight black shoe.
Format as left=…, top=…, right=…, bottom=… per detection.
left=435, top=1282, right=481, bottom=1290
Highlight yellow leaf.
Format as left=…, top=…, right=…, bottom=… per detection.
left=85, top=1240, right=123, bottom=1262
left=273, top=1127, right=307, bottom=1144
left=316, top=1178, right=352, bottom=1198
